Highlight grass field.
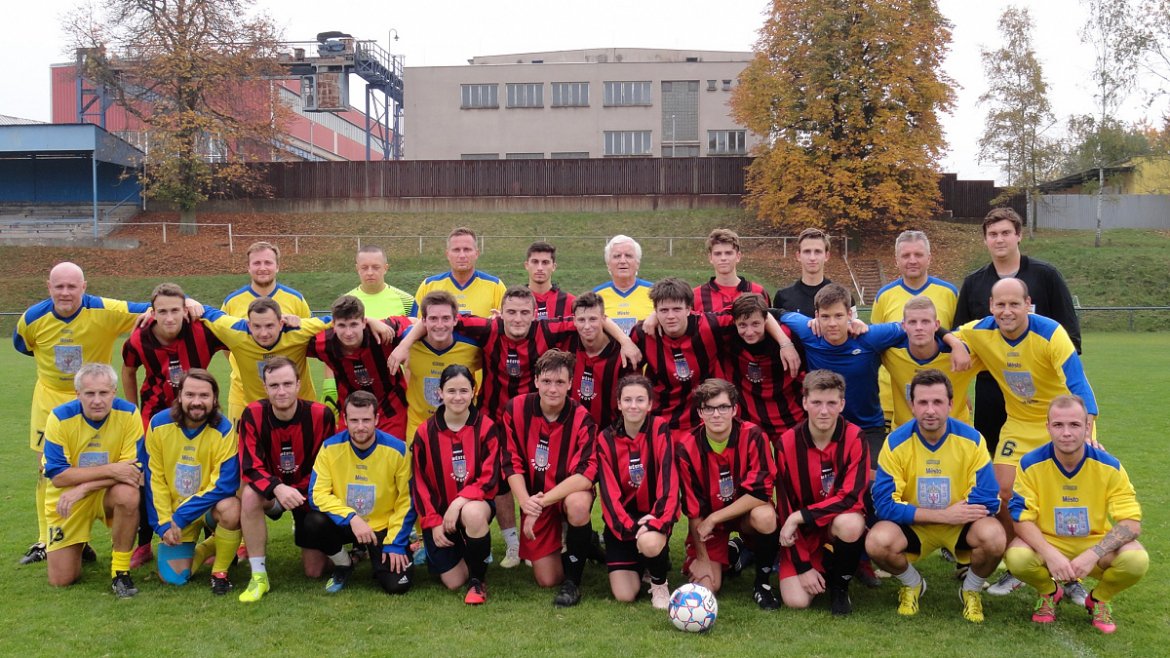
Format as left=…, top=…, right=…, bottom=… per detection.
left=1, top=333, right=1167, bottom=657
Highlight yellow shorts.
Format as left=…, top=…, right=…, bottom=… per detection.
left=30, top=383, right=75, bottom=451
left=45, top=487, right=107, bottom=552
left=1008, top=541, right=1107, bottom=581
left=901, top=522, right=973, bottom=565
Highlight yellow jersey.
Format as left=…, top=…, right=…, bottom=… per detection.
left=42, top=399, right=142, bottom=510
left=405, top=334, right=483, bottom=440
left=1010, top=443, right=1141, bottom=542
left=880, top=338, right=981, bottom=426
left=346, top=284, right=418, bottom=319
left=141, top=409, right=238, bottom=540
left=414, top=271, right=505, bottom=318
left=221, top=283, right=313, bottom=415
left=870, top=276, right=958, bottom=327
left=200, top=308, right=326, bottom=406
left=592, top=278, right=655, bottom=335
left=309, top=430, right=416, bottom=555
left=873, top=417, right=1000, bottom=525
left=14, top=295, right=148, bottom=393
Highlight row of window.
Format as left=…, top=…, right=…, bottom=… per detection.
left=463, top=81, right=734, bottom=109
left=458, top=130, right=746, bottom=158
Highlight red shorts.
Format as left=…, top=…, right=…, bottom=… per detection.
left=682, top=523, right=732, bottom=574
left=519, top=501, right=565, bottom=562
left=778, top=526, right=833, bottom=580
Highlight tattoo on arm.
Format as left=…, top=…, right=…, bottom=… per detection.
left=1092, top=524, right=1137, bottom=559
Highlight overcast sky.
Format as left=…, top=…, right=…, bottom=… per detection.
left=6, top=0, right=1159, bottom=183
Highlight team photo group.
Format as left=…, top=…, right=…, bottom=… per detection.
left=13, top=207, right=1146, bottom=634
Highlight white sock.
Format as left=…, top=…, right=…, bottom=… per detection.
left=502, top=527, right=519, bottom=548
left=963, top=570, right=987, bottom=592
left=895, top=565, right=922, bottom=588
left=249, top=556, right=267, bottom=575
left=329, top=549, right=353, bottom=567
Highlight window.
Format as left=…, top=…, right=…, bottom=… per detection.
left=722, top=79, right=733, bottom=91
left=505, top=152, right=543, bottom=159
left=662, top=145, right=700, bottom=157
left=461, top=153, right=499, bottom=160
left=552, top=82, right=589, bottom=107
left=604, top=131, right=652, bottom=156
left=461, top=84, right=498, bottom=109
left=551, top=151, right=590, bottom=159
left=603, top=81, right=652, bottom=106
left=708, top=130, right=747, bottom=155
left=707, top=80, right=717, bottom=91
left=506, top=83, right=543, bottom=108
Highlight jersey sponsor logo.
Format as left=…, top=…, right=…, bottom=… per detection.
left=175, top=463, right=202, bottom=498
left=1003, top=370, right=1036, bottom=401
left=54, top=345, right=83, bottom=374
left=613, top=317, right=636, bottom=335
left=506, top=349, right=521, bottom=378
left=819, top=465, right=835, bottom=498
left=533, top=435, right=551, bottom=472
left=1054, top=507, right=1090, bottom=537
left=256, top=360, right=267, bottom=381
left=578, top=370, right=596, bottom=401
left=451, top=444, right=468, bottom=483
left=917, top=477, right=950, bottom=510
left=628, top=454, right=645, bottom=488
left=279, top=444, right=297, bottom=474
left=717, top=465, right=735, bottom=503
left=672, top=350, right=692, bottom=382
left=850, top=349, right=862, bottom=356
left=168, top=356, right=185, bottom=387
left=353, top=362, right=373, bottom=388
left=536, top=304, right=549, bottom=321
left=424, top=377, right=442, bottom=406
left=78, top=451, right=110, bottom=468
left=347, top=483, right=377, bottom=516
left=746, top=361, right=763, bottom=384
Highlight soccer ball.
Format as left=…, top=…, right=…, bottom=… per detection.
left=668, top=583, right=718, bottom=632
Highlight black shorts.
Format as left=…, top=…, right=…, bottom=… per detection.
left=291, top=507, right=311, bottom=549
left=421, top=503, right=495, bottom=575
left=862, top=426, right=887, bottom=469
left=603, top=527, right=671, bottom=574
left=898, top=522, right=974, bottom=556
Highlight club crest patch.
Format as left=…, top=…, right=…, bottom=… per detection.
left=175, top=462, right=202, bottom=498
left=54, top=345, right=83, bottom=374
left=347, top=483, right=377, bottom=516
left=1054, top=507, right=1090, bottom=537
left=916, top=477, right=950, bottom=510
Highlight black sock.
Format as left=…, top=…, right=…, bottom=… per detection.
left=753, top=531, right=780, bottom=587
left=465, top=533, right=491, bottom=583
left=829, top=537, right=864, bottom=590
left=563, top=522, right=592, bottom=585
left=646, top=548, right=670, bottom=585
left=137, top=492, right=153, bottom=547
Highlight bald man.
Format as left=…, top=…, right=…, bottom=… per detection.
left=14, top=263, right=151, bottom=564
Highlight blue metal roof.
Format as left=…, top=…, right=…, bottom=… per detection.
left=0, top=123, right=143, bottom=167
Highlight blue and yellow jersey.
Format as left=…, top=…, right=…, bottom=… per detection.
left=592, top=278, right=655, bottom=335
left=405, top=333, right=482, bottom=440
left=221, top=283, right=312, bottom=413
left=14, top=295, right=149, bottom=393
left=141, top=409, right=239, bottom=539
left=414, top=271, right=505, bottom=318
left=200, top=308, right=327, bottom=406
left=1010, top=443, right=1141, bottom=541
left=880, top=337, right=982, bottom=426
left=310, top=430, right=416, bottom=554
left=42, top=399, right=142, bottom=508
left=873, top=417, right=1000, bottom=525
left=870, top=276, right=959, bottom=328
left=957, top=314, right=1097, bottom=442
left=347, top=284, right=418, bottom=319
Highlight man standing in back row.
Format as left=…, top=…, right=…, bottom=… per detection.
left=774, top=228, right=834, bottom=317
left=416, top=227, right=505, bottom=318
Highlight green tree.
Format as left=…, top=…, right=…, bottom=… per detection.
left=977, top=6, right=1058, bottom=234
left=66, top=0, right=288, bottom=233
left=1059, top=115, right=1152, bottom=177
left=731, top=0, right=955, bottom=234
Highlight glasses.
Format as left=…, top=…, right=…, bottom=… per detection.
left=699, top=404, right=735, bottom=416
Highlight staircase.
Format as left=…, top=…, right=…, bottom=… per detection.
left=847, top=258, right=884, bottom=305
left=0, top=203, right=141, bottom=241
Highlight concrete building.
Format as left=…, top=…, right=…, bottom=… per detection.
left=404, top=48, right=757, bottom=160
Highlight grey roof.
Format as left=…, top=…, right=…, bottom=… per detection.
left=0, top=123, right=143, bottom=167
left=0, top=114, right=47, bottom=126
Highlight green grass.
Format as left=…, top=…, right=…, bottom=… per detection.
left=1, top=333, right=1167, bottom=657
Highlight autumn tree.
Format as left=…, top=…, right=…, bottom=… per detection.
left=731, top=0, right=954, bottom=235
left=66, top=0, right=289, bottom=232
left=977, top=6, right=1058, bottom=233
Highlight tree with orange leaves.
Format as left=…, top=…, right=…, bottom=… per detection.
left=732, top=0, right=955, bottom=234
left=66, top=0, right=290, bottom=233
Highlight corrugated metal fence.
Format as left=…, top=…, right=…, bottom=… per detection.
left=1035, top=194, right=1170, bottom=230
left=228, top=158, right=1010, bottom=217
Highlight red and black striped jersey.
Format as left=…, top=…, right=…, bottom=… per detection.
left=458, top=316, right=576, bottom=412
left=238, top=399, right=335, bottom=500
left=722, top=328, right=805, bottom=447
left=121, top=320, right=227, bottom=426
left=558, top=334, right=635, bottom=428
left=410, top=405, right=500, bottom=530
left=306, top=317, right=411, bottom=440
left=597, top=416, right=679, bottom=541
left=631, top=313, right=732, bottom=433
left=500, top=393, right=597, bottom=496
left=531, top=286, right=576, bottom=321
left=692, top=276, right=771, bottom=313
left=676, top=419, right=775, bottom=520
left=775, top=418, right=869, bottom=572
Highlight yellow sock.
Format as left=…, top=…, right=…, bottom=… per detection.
left=1092, top=549, right=1149, bottom=602
left=36, top=476, right=48, bottom=545
left=212, top=528, right=242, bottom=574
left=1004, top=546, right=1058, bottom=595
left=111, top=550, right=132, bottom=577
left=192, top=536, right=216, bottom=575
